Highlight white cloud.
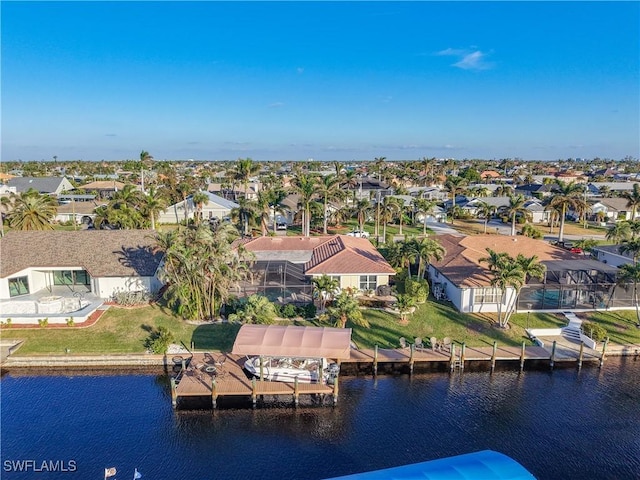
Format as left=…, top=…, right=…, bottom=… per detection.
left=436, top=47, right=494, bottom=71
left=268, top=102, right=284, bottom=108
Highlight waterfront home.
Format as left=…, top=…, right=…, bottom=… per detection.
left=236, top=235, right=395, bottom=302
left=428, top=234, right=627, bottom=313
left=589, top=198, right=639, bottom=222
left=592, top=244, right=636, bottom=268
left=0, top=230, right=163, bottom=302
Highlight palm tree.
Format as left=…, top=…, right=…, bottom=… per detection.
left=606, top=222, right=632, bottom=244
left=231, top=158, right=260, bottom=199
left=290, top=173, right=318, bottom=237
left=7, top=190, right=58, bottom=231
left=231, top=197, right=258, bottom=236
left=617, top=263, right=640, bottom=326
left=444, top=175, right=468, bottom=217
left=395, top=294, right=416, bottom=323
left=312, top=275, right=340, bottom=312
left=141, top=186, right=167, bottom=230
left=352, top=198, right=371, bottom=233
left=327, top=290, right=369, bottom=329
left=488, top=259, right=524, bottom=328
left=476, top=200, right=497, bottom=234
left=317, top=174, right=342, bottom=234
left=547, top=180, right=588, bottom=243
left=415, top=237, right=446, bottom=279
left=379, top=196, right=400, bottom=243
left=500, top=194, right=529, bottom=236
left=412, top=198, right=436, bottom=236
left=623, top=183, right=640, bottom=220
left=189, top=191, right=208, bottom=226
left=503, top=254, right=546, bottom=325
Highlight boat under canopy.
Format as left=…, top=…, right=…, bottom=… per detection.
left=231, top=324, right=352, bottom=360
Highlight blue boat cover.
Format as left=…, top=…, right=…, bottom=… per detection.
left=324, top=450, right=536, bottom=480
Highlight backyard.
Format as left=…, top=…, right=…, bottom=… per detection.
left=3, top=297, right=638, bottom=356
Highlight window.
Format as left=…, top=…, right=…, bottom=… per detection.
left=474, top=287, right=500, bottom=304
left=359, top=275, right=377, bottom=290
left=54, top=270, right=90, bottom=286
left=9, top=276, right=29, bottom=297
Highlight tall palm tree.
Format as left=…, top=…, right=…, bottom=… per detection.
left=444, top=176, right=468, bottom=212
left=623, top=183, right=640, bottom=220
left=415, top=237, right=446, bottom=279
left=352, top=198, right=371, bottom=233
left=547, top=180, right=587, bottom=243
left=7, top=190, right=58, bottom=231
left=191, top=191, right=209, bottom=226
left=317, top=174, right=342, bottom=234
left=476, top=200, right=497, bottom=234
left=503, top=254, right=546, bottom=325
left=231, top=158, right=260, bottom=199
left=412, top=198, right=436, bottom=236
left=500, top=194, right=529, bottom=236
left=606, top=221, right=632, bottom=244
left=141, top=186, right=167, bottom=230
left=488, top=259, right=524, bottom=328
left=380, top=196, right=400, bottom=243
left=231, top=197, right=258, bottom=236
left=290, top=173, right=318, bottom=237
left=617, top=263, right=640, bottom=326
left=312, top=275, right=339, bottom=312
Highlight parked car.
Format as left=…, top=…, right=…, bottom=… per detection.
left=346, top=230, right=370, bottom=238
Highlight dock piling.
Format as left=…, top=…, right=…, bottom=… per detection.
left=490, top=341, right=497, bottom=372
left=550, top=340, right=557, bottom=369
left=449, top=344, right=456, bottom=372
left=211, top=378, right=218, bottom=409
left=294, top=377, right=299, bottom=407
left=460, top=343, right=466, bottom=372
left=373, top=345, right=378, bottom=376
left=409, top=343, right=415, bottom=375
left=599, top=337, right=609, bottom=368
left=333, top=376, right=339, bottom=405
left=251, top=378, right=257, bottom=408
left=520, top=341, right=526, bottom=372
left=578, top=342, right=584, bottom=369
left=170, top=377, right=177, bottom=408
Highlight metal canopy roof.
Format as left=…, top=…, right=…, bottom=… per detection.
left=542, top=259, right=619, bottom=274
left=232, top=324, right=352, bottom=359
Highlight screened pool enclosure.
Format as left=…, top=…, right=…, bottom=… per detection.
left=235, top=260, right=313, bottom=304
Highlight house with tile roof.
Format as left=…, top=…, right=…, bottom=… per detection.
left=0, top=230, right=163, bottom=303
left=429, top=234, right=626, bottom=313
left=237, top=235, right=395, bottom=303
left=157, top=192, right=239, bottom=224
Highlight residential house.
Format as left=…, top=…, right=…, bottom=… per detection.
left=514, top=183, right=557, bottom=199
left=157, top=192, right=239, bottom=224
left=55, top=200, right=105, bottom=225
left=592, top=245, right=635, bottom=268
left=429, top=234, right=624, bottom=313
left=237, top=235, right=395, bottom=302
left=208, top=181, right=261, bottom=201
left=7, top=176, right=74, bottom=196
left=588, top=182, right=640, bottom=197
left=0, top=230, right=163, bottom=301
left=590, top=198, right=639, bottom=222
left=78, top=180, right=127, bottom=199
left=354, top=177, right=394, bottom=201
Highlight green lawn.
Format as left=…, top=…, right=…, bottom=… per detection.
left=3, top=300, right=638, bottom=356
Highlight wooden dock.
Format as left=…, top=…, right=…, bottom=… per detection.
left=172, top=352, right=336, bottom=408
left=172, top=340, right=603, bottom=409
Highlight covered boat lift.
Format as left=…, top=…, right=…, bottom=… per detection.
left=232, top=324, right=352, bottom=385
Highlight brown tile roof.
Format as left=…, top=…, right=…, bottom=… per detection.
left=78, top=181, right=126, bottom=190
left=0, top=230, right=162, bottom=278
left=56, top=201, right=104, bottom=215
left=431, top=234, right=579, bottom=288
left=241, top=235, right=395, bottom=275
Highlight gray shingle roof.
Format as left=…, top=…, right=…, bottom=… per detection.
left=0, top=230, right=162, bottom=278
left=7, top=177, right=70, bottom=194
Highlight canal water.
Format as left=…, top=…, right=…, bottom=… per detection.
left=1, top=359, right=639, bottom=480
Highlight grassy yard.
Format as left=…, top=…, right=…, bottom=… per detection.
left=3, top=300, right=639, bottom=356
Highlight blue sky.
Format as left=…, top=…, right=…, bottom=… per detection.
left=2, top=1, right=638, bottom=162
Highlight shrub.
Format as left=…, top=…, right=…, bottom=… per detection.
left=38, top=318, right=49, bottom=328
left=66, top=317, right=75, bottom=327
left=581, top=321, right=607, bottom=342
left=4, top=319, right=12, bottom=328
left=300, top=303, right=317, bottom=319
left=145, top=326, right=174, bottom=354
left=521, top=224, right=543, bottom=239
left=357, top=297, right=387, bottom=309
left=111, top=289, right=151, bottom=306
left=405, top=278, right=429, bottom=304
left=281, top=303, right=298, bottom=318
left=227, top=295, right=277, bottom=324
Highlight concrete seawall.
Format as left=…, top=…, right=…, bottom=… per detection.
left=1, top=354, right=171, bottom=368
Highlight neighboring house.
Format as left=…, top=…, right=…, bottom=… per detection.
left=461, top=197, right=511, bottom=216
left=590, top=198, right=639, bottom=222
left=7, top=176, right=74, bottom=195
left=429, top=234, right=623, bottom=313
left=157, top=192, right=239, bottom=224
left=0, top=230, right=163, bottom=301
left=55, top=201, right=104, bottom=225
left=592, top=245, right=636, bottom=268
left=208, top=182, right=261, bottom=201
left=406, top=186, right=449, bottom=201
left=354, top=177, right=394, bottom=201
left=514, top=183, right=557, bottom=199
left=78, top=180, right=127, bottom=199
left=237, top=235, right=395, bottom=302
left=588, top=182, right=640, bottom=196
left=524, top=199, right=550, bottom=224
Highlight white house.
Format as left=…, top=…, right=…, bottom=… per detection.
left=0, top=230, right=163, bottom=301
left=157, top=192, right=239, bottom=224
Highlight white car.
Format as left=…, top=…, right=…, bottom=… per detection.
left=347, top=230, right=370, bottom=238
